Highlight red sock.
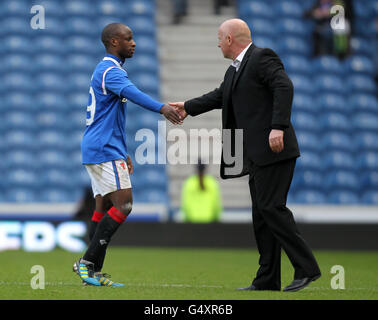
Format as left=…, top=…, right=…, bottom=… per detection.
left=108, top=206, right=127, bottom=224
left=91, top=210, right=105, bottom=222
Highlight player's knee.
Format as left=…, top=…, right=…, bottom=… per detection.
left=119, top=201, right=133, bottom=217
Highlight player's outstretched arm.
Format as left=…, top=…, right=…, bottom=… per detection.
left=160, top=104, right=183, bottom=125
left=169, top=102, right=187, bottom=121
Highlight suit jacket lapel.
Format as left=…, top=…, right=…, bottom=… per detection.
left=232, top=43, right=255, bottom=91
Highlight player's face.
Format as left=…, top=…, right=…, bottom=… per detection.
left=117, top=29, right=136, bottom=59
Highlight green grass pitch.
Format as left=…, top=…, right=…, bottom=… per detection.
left=0, top=247, right=377, bottom=300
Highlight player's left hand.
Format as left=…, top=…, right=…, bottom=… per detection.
left=126, top=155, right=133, bottom=174
left=269, top=129, right=284, bottom=153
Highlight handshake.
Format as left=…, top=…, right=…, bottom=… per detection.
left=159, top=102, right=187, bottom=125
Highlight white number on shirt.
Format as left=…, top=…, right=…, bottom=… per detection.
left=86, top=86, right=96, bottom=126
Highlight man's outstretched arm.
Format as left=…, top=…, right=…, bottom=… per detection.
left=169, top=81, right=224, bottom=119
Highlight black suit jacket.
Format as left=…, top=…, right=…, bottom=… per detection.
left=184, top=44, right=300, bottom=179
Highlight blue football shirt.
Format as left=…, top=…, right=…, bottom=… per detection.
left=81, top=54, right=163, bottom=164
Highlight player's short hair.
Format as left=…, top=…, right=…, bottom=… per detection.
left=101, top=23, right=129, bottom=49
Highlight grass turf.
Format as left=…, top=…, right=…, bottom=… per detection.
left=0, top=247, right=377, bottom=300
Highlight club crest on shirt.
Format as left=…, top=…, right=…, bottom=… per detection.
left=121, top=98, right=127, bottom=103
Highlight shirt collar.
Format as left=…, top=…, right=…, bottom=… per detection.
left=231, top=42, right=252, bottom=70
left=104, top=53, right=125, bottom=66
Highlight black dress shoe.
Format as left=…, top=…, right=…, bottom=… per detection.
left=283, top=274, right=321, bottom=292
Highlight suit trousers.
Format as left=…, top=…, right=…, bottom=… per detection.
left=248, top=158, right=320, bottom=290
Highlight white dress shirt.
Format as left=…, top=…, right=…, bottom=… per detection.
left=231, top=42, right=252, bottom=72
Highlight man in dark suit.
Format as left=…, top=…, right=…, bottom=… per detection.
left=170, top=19, right=321, bottom=292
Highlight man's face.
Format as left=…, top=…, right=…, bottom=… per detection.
left=217, top=28, right=231, bottom=59
left=116, top=27, right=136, bottom=59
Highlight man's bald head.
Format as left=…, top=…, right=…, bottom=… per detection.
left=101, top=23, right=131, bottom=49
left=217, top=19, right=252, bottom=60
left=219, top=19, right=252, bottom=45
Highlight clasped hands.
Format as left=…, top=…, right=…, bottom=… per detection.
left=159, top=102, right=187, bottom=125
left=162, top=101, right=284, bottom=154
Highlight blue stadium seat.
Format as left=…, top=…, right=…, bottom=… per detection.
left=97, top=0, right=123, bottom=17
left=67, top=111, right=86, bottom=131
left=296, top=131, right=322, bottom=152
left=133, top=36, right=158, bottom=55
left=37, top=73, right=66, bottom=92
left=0, top=1, right=30, bottom=18
left=290, top=74, right=314, bottom=94
left=65, top=36, right=102, bottom=55
left=291, top=111, right=318, bottom=131
left=239, top=1, right=275, bottom=19
left=295, top=150, right=324, bottom=171
left=70, top=168, right=91, bottom=188
left=345, top=55, right=375, bottom=76
left=317, top=93, right=348, bottom=113
left=3, top=93, right=36, bottom=112
left=354, top=1, right=375, bottom=19
left=277, top=36, right=311, bottom=56
left=246, top=18, right=276, bottom=37
left=354, top=18, right=376, bottom=38
left=347, top=75, right=376, bottom=94
left=349, top=94, right=378, bottom=113
left=134, top=189, right=168, bottom=203
left=350, top=37, right=375, bottom=58
left=36, top=111, right=72, bottom=131
left=3, top=72, right=34, bottom=92
left=353, top=113, right=378, bottom=131
left=294, top=190, right=326, bottom=204
left=3, top=111, right=37, bottom=132
left=4, top=150, right=38, bottom=171
left=361, top=191, right=378, bottom=205
left=66, top=73, right=91, bottom=92
left=324, top=171, right=359, bottom=192
left=277, top=19, right=309, bottom=37
left=37, top=131, right=69, bottom=151
left=37, top=93, right=67, bottom=112
left=292, top=93, right=316, bottom=113
left=38, top=189, right=72, bottom=203
left=360, top=171, right=378, bottom=190
left=328, top=191, right=359, bottom=204
left=5, top=188, right=37, bottom=203
left=34, top=54, right=67, bottom=73
left=312, top=56, right=344, bottom=75
left=4, top=130, right=37, bottom=151
left=275, top=1, right=303, bottom=18
left=320, top=132, right=355, bottom=152
left=131, top=73, right=159, bottom=95
left=251, top=36, right=276, bottom=51
left=37, top=150, right=71, bottom=170
left=66, top=54, right=98, bottom=73
left=64, top=0, right=96, bottom=17
left=3, top=36, right=34, bottom=54
left=291, top=170, right=323, bottom=190
left=6, top=169, right=39, bottom=188
left=0, top=54, right=35, bottom=74
left=67, top=130, right=84, bottom=151
left=127, top=54, right=159, bottom=74
left=319, top=112, right=350, bottom=131
left=323, top=151, right=355, bottom=170
left=282, top=55, right=311, bottom=75
left=42, top=17, right=66, bottom=36
left=33, top=36, right=68, bottom=55
left=127, top=17, right=156, bottom=36
left=357, top=152, right=378, bottom=170
left=64, top=17, right=98, bottom=37
left=125, top=0, right=155, bottom=17
left=354, top=132, right=378, bottom=151
left=0, top=17, right=31, bottom=36
left=315, top=74, right=345, bottom=94
left=40, top=169, right=73, bottom=189
left=67, top=93, right=89, bottom=111
left=31, top=0, right=64, bottom=17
